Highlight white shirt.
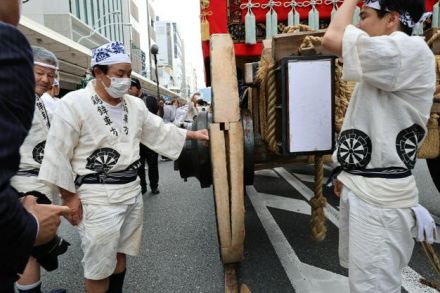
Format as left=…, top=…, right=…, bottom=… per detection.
left=336, top=25, right=435, bottom=208
left=163, top=104, right=177, bottom=123
left=41, top=92, right=60, bottom=118
left=103, top=101, right=124, bottom=133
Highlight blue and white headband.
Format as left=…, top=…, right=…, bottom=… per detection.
left=91, top=41, right=131, bottom=67
left=363, top=0, right=431, bottom=28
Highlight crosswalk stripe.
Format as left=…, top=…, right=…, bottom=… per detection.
left=247, top=186, right=349, bottom=293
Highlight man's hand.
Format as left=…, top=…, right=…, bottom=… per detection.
left=187, top=129, right=209, bottom=141
left=22, top=196, right=71, bottom=246
left=60, top=188, right=83, bottom=226
left=411, top=204, right=438, bottom=244
left=334, top=179, right=343, bottom=198
left=62, top=193, right=83, bottom=226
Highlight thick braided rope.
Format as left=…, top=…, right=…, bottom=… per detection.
left=434, top=56, right=440, bottom=101
left=282, top=24, right=314, bottom=33
left=310, top=155, right=327, bottom=241
left=427, top=31, right=440, bottom=47
left=421, top=241, right=440, bottom=278
left=266, top=61, right=279, bottom=153
left=256, top=55, right=270, bottom=139
left=334, top=60, right=352, bottom=133
left=299, top=35, right=323, bottom=52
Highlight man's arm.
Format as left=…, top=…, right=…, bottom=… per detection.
left=322, top=0, right=359, bottom=57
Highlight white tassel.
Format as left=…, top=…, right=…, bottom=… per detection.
left=308, top=8, right=319, bottom=30
left=272, top=10, right=278, bottom=37
left=352, top=6, right=360, bottom=26
left=433, top=2, right=439, bottom=28
left=288, top=9, right=300, bottom=26
left=266, top=11, right=272, bottom=39
left=245, top=12, right=257, bottom=44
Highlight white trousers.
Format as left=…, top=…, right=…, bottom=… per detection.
left=339, top=186, right=415, bottom=293
left=77, top=194, right=144, bottom=280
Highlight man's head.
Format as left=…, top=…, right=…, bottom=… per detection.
left=0, top=0, right=20, bottom=26
left=191, top=93, right=200, bottom=103
left=360, top=0, right=425, bottom=36
left=196, top=99, right=207, bottom=106
left=128, top=77, right=141, bottom=97
left=171, top=98, right=179, bottom=107
left=33, top=46, right=58, bottom=97
left=91, top=41, right=132, bottom=99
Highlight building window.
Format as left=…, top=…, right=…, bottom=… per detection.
left=71, top=0, right=81, bottom=19
left=130, top=0, right=139, bottom=22
left=82, top=0, right=88, bottom=24
left=90, top=1, right=95, bottom=27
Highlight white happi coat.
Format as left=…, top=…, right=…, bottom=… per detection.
left=10, top=95, right=54, bottom=197
left=39, top=80, right=187, bottom=204
left=335, top=25, right=435, bottom=208
left=41, top=92, right=60, bottom=119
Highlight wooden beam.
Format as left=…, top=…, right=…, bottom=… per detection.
left=210, top=123, right=232, bottom=250
left=211, top=34, right=240, bottom=123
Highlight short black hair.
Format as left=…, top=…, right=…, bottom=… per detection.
left=130, top=77, right=141, bottom=89
left=91, top=64, right=109, bottom=77
left=374, top=0, right=425, bottom=35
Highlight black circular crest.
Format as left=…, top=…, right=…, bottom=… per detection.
left=337, top=129, right=372, bottom=170
left=32, top=141, right=46, bottom=164
left=396, top=124, right=425, bottom=169
left=86, top=148, right=120, bottom=173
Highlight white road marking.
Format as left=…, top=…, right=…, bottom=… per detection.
left=290, top=172, right=328, bottom=184
left=247, top=186, right=349, bottom=293
left=254, top=169, right=280, bottom=178
left=274, top=167, right=340, bottom=225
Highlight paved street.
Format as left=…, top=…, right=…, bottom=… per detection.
left=41, top=159, right=440, bottom=293
left=42, top=160, right=223, bottom=292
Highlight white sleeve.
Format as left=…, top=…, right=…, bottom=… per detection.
left=140, top=108, right=187, bottom=160
left=38, top=101, right=80, bottom=193
left=342, top=25, right=401, bottom=92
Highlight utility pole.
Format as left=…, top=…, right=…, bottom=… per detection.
left=150, top=44, right=160, bottom=100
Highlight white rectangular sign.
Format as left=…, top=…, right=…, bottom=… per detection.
left=287, top=59, right=333, bottom=153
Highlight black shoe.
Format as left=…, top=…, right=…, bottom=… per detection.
left=141, top=187, right=147, bottom=194
left=151, top=188, right=160, bottom=195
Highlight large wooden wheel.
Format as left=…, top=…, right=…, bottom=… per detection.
left=209, top=34, right=245, bottom=265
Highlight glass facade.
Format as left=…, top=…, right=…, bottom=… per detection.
left=69, top=0, right=124, bottom=43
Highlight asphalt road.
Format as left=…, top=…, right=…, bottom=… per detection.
left=41, top=160, right=223, bottom=292
left=40, top=159, right=440, bottom=293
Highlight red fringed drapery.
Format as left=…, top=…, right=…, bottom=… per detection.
left=201, top=0, right=436, bottom=60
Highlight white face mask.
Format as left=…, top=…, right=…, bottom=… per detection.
left=102, top=76, right=131, bottom=98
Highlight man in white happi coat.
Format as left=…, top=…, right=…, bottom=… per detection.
left=323, top=0, right=436, bottom=292
left=39, top=41, right=209, bottom=293
left=11, top=46, right=68, bottom=293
